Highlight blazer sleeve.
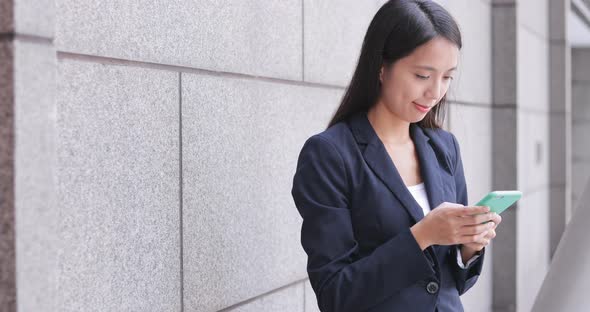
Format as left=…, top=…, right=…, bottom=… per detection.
left=448, top=132, right=486, bottom=296
left=291, top=134, right=436, bottom=312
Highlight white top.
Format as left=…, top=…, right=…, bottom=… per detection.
left=406, top=182, right=431, bottom=218
left=406, top=182, right=480, bottom=269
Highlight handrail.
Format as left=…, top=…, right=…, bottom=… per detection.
left=531, top=178, right=590, bottom=311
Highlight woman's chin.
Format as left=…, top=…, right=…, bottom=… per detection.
left=410, top=115, right=426, bottom=123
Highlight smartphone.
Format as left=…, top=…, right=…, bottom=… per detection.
left=474, top=190, right=522, bottom=215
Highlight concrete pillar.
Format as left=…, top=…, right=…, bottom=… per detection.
left=491, top=1, right=518, bottom=311
left=0, top=0, right=58, bottom=311
left=0, top=1, right=16, bottom=309
left=492, top=0, right=554, bottom=311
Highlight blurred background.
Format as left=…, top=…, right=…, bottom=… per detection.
left=1, top=0, right=589, bottom=311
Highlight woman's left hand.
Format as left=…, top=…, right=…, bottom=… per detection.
left=462, top=212, right=502, bottom=252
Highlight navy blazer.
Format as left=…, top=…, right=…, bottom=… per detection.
left=291, top=110, right=485, bottom=312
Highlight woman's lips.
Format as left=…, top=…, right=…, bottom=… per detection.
left=413, top=102, right=431, bottom=112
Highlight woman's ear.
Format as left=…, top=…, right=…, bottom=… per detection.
left=379, top=66, right=384, bottom=83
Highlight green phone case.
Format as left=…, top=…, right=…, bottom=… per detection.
left=474, top=190, right=522, bottom=214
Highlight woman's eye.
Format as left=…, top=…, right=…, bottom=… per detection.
left=415, top=74, right=454, bottom=81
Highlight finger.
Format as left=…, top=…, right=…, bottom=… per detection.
left=475, top=230, right=490, bottom=243
left=454, top=205, right=490, bottom=217
left=458, top=212, right=494, bottom=226
left=488, top=229, right=496, bottom=239
left=464, top=242, right=485, bottom=250
left=462, top=238, right=487, bottom=247
left=478, top=230, right=489, bottom=242
left=437, top=202, right=464, bottom=210
left=482, top=219, right=498, bottom=230
left=460, top=230, right=489, bottom=244
left=442, top=201, right=465, bottom=208
left=459, top=222, right=494, bottom=236
left=491, top=219, right=499, bottom=230
left=473, top=212, right=496, bottom=224
left=480, top=230, right=494, bottom=240
left=491, top=213, right=502, bottom=225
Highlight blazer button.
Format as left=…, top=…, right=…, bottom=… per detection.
left=426, top=281, right=439, bottom=294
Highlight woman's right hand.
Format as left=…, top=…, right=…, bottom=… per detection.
left=410, top=202, right=495, bottom=250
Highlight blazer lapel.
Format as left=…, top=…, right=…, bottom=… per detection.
left=348, top=111, right=446, bottom=225
left=413, top=124, right=446, bottom=214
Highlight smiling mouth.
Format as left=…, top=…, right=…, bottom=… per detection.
left=413, top=102, right=432, bottom=111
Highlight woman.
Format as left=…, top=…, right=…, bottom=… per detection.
left=291, top=1, right=502, bottom=311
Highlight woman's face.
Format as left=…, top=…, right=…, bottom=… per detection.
left=378, top=36, right=459, bottom=123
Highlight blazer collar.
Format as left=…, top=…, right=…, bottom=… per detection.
left=348, top=110, right=446, bottom=225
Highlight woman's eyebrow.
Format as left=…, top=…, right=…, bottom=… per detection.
left=413, top=65, right=457, bottom=72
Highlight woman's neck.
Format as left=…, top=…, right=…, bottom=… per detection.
left=367, top=102, right=411, bottom=146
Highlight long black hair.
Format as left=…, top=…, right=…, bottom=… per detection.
left=327, top=0, right=462, bottom=129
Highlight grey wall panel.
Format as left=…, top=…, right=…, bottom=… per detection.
left=304, top=279, right=320, bottom=312
left=517, top=113, right=550, bottom=194
left=303, top=0, right=382, bottom=86
left=518, top=29, right=549, bottom=113
left=55, top=59, right=181, bottom=311
left=181, top=72, right=341, bottom=311
left=14, top=0, right=54, bottom=37
left=440, top=0, right=492, bottom=105
left=56, top=0, right=302, bottom=80
left=449, top=104, right=493, bottom=311
left=228, top=282, right=304, bottom=312
left=449, top=104, right=493, bottom=204
left=517, top=189, right=550, bottom=312
left=518, top=0, right=548, bottom=40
